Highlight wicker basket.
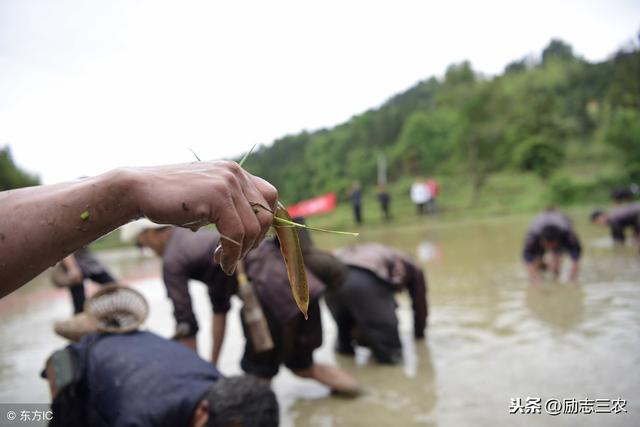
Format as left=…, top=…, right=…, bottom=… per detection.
left=85, top=285, right=149, bottom=333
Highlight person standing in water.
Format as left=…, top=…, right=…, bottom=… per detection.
left=590, top=202, right=640, bottom=247
left=329, top=243, right=428, bottom=364
left=522, top=208, right=582, bottom=285
left=55, top=248, right=118, bottom=314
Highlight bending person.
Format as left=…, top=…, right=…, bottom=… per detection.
left=328, top=243, right=429, bottom=364
left=121, top=221, right=237, bottom=362
left=0, top=160, right=278, bottom=298
left=591, top=202, right=640, bottom=246
left=523, top=208, right=582, bottom=285
left=43, top=330, right=278, bottom=427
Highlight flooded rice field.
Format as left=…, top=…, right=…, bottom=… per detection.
left=1, top=213, right=638, bottom=426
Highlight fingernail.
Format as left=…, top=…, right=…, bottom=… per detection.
left=213, top=245, right=222, bottom=263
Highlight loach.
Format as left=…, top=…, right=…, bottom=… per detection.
left=272, top=202, right=310, bottom=318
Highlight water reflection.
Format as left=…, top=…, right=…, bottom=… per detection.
left=525, top=284, right=585, bottom=332
left=291, top=340, right=437, bottom=427
left=416, top=241, right=442, bottom=264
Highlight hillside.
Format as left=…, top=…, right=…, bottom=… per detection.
left=240, top=37, right=640, bottom=209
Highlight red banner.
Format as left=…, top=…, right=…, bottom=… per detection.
left=287, top=192, right=337, bottom=218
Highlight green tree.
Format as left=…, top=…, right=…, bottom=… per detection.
left=0, top=146, right=39, bottom=191
left=513, top=135, right=565, bottom=180
left=542, top=39, right=574, bottom=64
left=604, top=107, right=640, bottom=180
left=456, top=81, right=510, bottom=199
left=391, top=109, right=458, bottom=176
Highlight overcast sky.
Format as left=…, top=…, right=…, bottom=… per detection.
left=1, top=0, right=638, bottom=184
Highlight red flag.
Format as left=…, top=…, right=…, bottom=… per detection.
left=287, top=192, right=337, bottom=218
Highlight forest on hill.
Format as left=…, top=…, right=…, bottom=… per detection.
left=0, top=147, right=39, bottom=191
left=242, top=37, right=640, bottom=207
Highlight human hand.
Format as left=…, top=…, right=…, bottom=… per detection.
left=131, top=160, right=278, bottom=274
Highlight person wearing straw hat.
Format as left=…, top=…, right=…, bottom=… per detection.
left=122, top=220, right=360, bottom=396
left=0, top=160, right=278, bottom=299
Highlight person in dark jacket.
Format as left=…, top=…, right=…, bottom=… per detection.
left=326, top=243, right=429, bottom=364
left=294, top=223, right=427, bottom=364
left=523, top=209, right=582, bottom=285
left=121, top=220, right=237, bottom=362
left=43, top=331, right=278, bottom=427
left=591, top=203, right=640, bottom=246
left=222, top=237, right=360, bottom=395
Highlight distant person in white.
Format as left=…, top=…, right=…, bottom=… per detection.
left=411, top=180, right=431, bottom=215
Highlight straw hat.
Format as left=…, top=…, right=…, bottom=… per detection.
left=85, top=285, right=149, bottom=333
left=120, top=218, right=167, bottom=242
left=53, top=285, right=149, bottom=341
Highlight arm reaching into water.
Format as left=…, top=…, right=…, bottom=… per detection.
left=568, top=260, right=580, bottom=282
left=525, top=262, right=542, bottom=286
left=0, top=161, right=278, bottom=298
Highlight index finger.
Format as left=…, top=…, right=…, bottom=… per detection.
left=242, top=174, right=278, bottom=249
left=214, top=200, right=245, bottom=275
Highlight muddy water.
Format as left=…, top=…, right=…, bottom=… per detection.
left=1, top=214, right=638, bottom=427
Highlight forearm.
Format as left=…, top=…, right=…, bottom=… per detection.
left=212, top=313, right=227, bottom=364
left=0, top=169, right=137, bottom=296
left=525, top=262, right=541, bottom=284
left=0, top=160, right=278, bottom=298
left=569, top=261, right=580, bottom=281
left=550, top=253, right=562, bottom=276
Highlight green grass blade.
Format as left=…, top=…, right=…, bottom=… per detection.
left=189, top=148, right=202, bottom=162
left=238, top=144, right=257, bottom=168
left=273, top=216, right=359, bottom=237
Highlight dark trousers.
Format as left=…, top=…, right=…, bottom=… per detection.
left=325, top=267, right=401, bottom=364
left=353, top=204, right=362, bottom=225
left=241, top=298, right=322, bottom=378
left=68, top=272, right=116, bottom=314
left=380, top=201, right=390, bottom=221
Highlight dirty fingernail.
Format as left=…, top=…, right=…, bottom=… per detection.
left=213, top=245, right=222, bottom=263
